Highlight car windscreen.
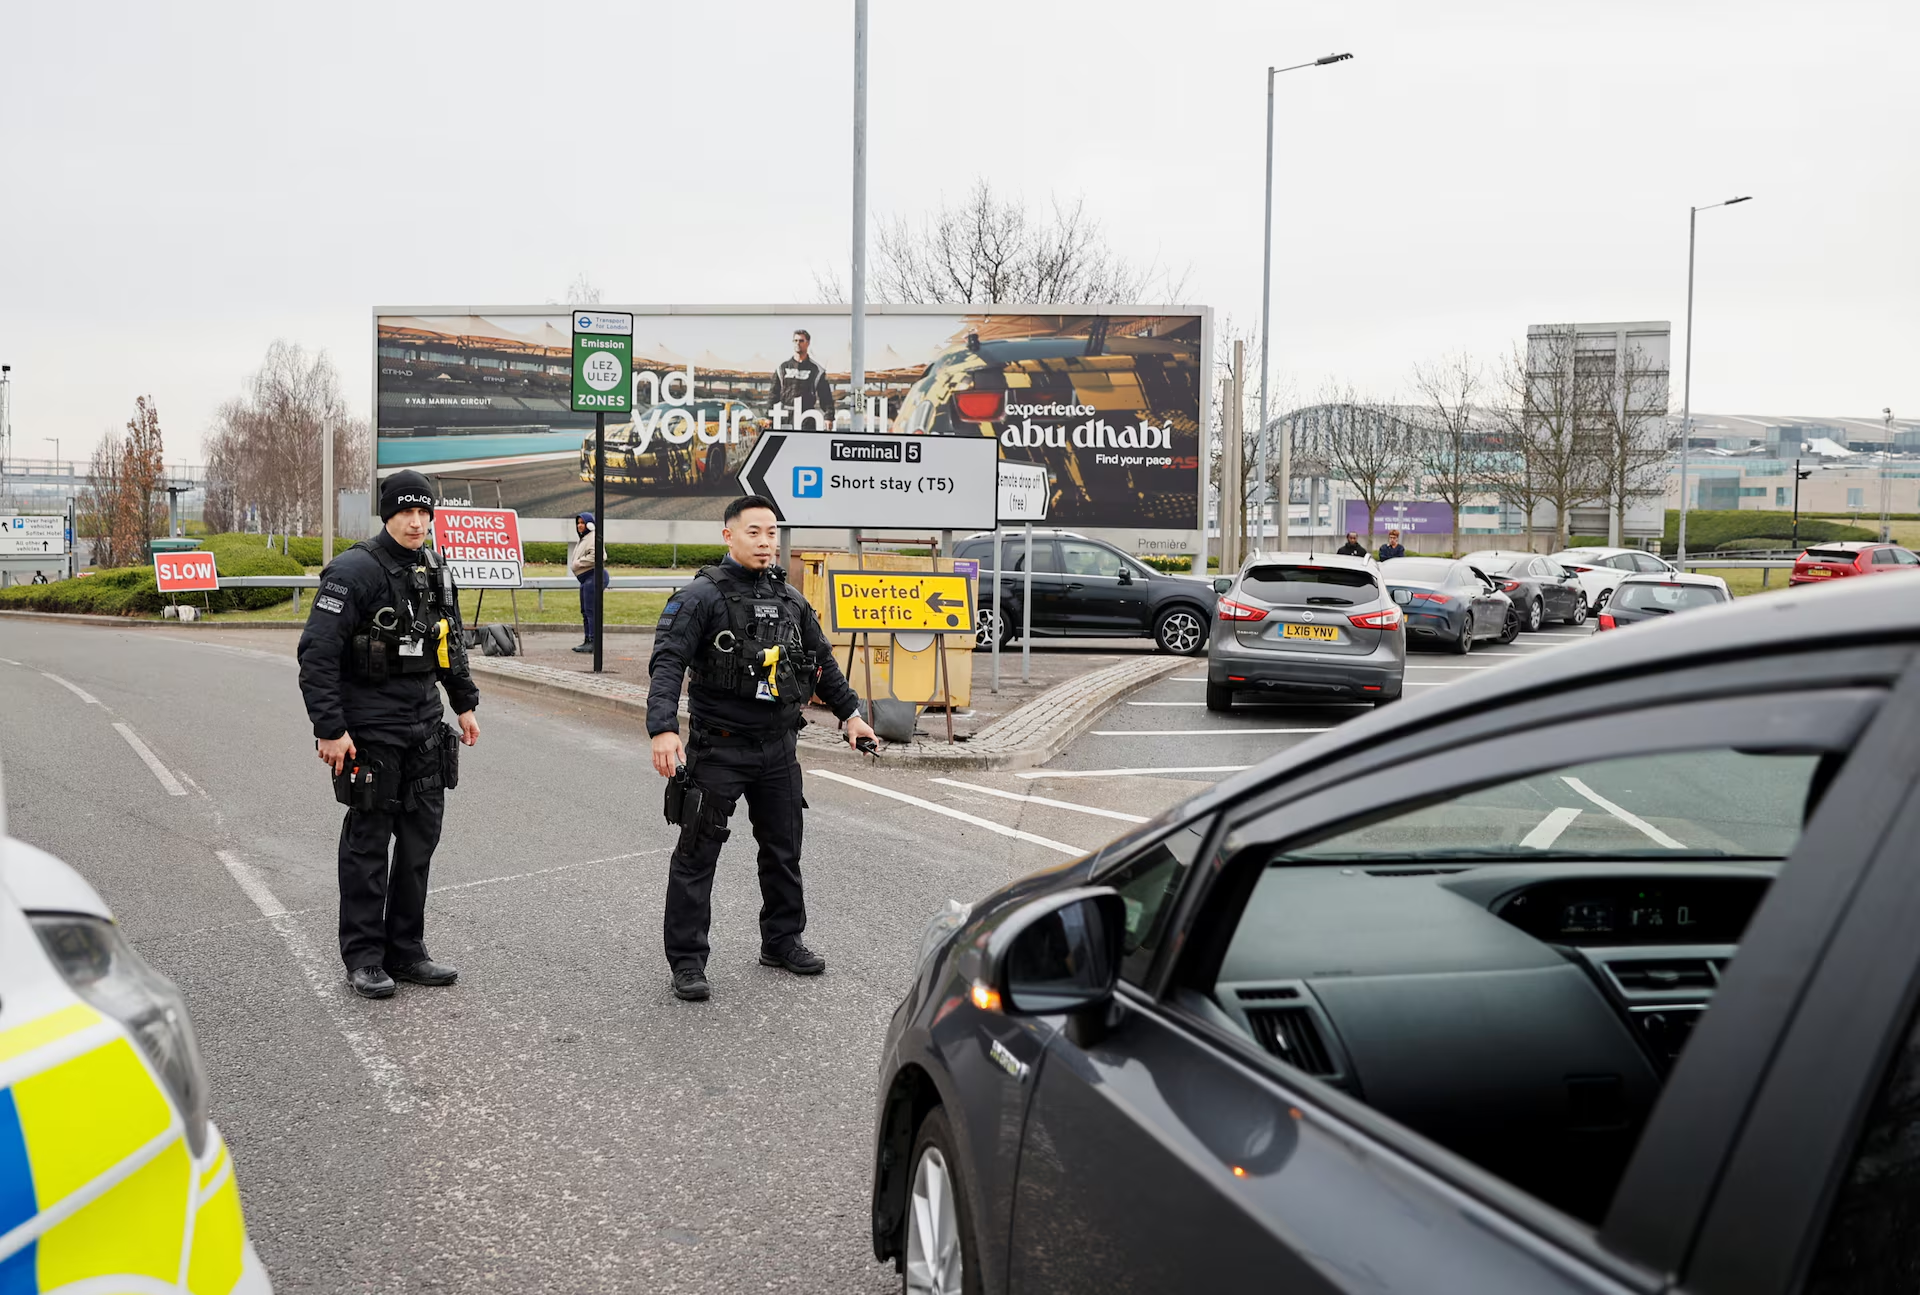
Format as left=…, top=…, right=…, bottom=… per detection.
left=1554, top=549, right=1604, bottom=561
left=1466, top=555, right=1524, bottom=574
left=1613, top=582, right=1727, bottom=612
left=1804, top=549, right=1861, bottom=564
left=1240, top=564, right=1376, bottom=606
left=1381, top=559, right=1456, bottom=583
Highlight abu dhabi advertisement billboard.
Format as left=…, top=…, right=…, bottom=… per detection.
left=373, top=306, right=1207, bottom=538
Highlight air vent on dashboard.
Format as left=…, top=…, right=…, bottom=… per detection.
left=1607, top=959, right=1717, bottom=993
left=1235, top=986, right=1301, bottom=1001
left=1247, top=1007, right=1336, bottom=1076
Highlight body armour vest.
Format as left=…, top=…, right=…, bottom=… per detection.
left=689, top=565, right=814, bottom=704
left=351, top=540, right=456, bottom=681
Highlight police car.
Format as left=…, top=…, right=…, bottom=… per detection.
left=0, top=768, right=271, bottom=1292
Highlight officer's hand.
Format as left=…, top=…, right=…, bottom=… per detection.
left=651, top=731, right=685, bottom=778
left=458, top=711, right=479, bottom=747
left=844, top=714, right=878, bottom=751
left=317, top=732, right=356, bottom=775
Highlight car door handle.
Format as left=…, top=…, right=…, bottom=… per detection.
left=1066, top=582, right=1084, bottom=591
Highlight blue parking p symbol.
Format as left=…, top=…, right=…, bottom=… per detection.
left=794, top=466, right=823, bottom=498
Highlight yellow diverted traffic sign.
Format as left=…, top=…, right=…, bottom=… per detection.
left=828, top=570, right=975, bottom=634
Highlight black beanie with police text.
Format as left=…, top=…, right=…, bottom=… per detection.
left=380, top=470, right=436, bottom=521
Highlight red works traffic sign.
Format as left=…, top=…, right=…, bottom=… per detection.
left=432, top=507, right=524, bottom=588
left=153, top=551, right=219, bottom=593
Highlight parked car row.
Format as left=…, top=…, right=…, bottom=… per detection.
left=956, top=530, right=1216, bottom=657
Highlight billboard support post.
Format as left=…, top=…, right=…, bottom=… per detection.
left=594, top=410, right=605, bottom=674
left=322, top=417, right=334, bottom=566
left=1022, top=523, right=1033, bottom=684
left=850, top=0, right=869, bottom=433
left=990, top=528, right=1002, bottom=693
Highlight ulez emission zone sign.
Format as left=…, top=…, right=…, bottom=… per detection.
left=153, top=551, right=219, bottom=593
left=433, top=507, right=524, bottom=588
left=572, top=310, right=633, bottom=413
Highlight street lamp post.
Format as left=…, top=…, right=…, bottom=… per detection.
left=1675, top=195, right=1752, bottom=564
left=1882, top=407, right=1896, bottom=542
left=1257, top=51, right=1352, bottom=555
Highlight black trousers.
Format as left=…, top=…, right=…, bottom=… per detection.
left=337, top=734, right=445, bottom=972
left=663, top=729, right=807, bottom=970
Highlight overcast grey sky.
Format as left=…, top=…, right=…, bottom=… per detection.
left=1, top=0, right=1912, bottom=464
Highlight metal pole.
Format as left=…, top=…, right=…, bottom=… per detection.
left=850, top=0, right=868, bottom=433
left=1021, top=522, right=1032, bottom=684
left=593, top=410, right=605, bottom=673
left=1881, top=408, right=1894, bottom=542
left=65, top=496, right=75, bottom=579
left=1678, top=205, right=1697, bottom=563
left=991, top=527, right=1002, bottom=693
left=1257, top=66, right=1276, bottom=553
left=322, top=415, right=334, bottom=566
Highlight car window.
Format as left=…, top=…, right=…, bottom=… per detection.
left=1097, top=818, right=1215, bottom=986
left=1805, top=549, right=1860, bottom=564
left=1899, top=549, right=1920, bottom=566
left=1470, top=555, right=1522, bottom=575
left=1630, top=552, right=1665, bottom=573
left=1873, top=549, right=1900, bottom=566
left=1607, top=555, right=1640, bottom=571
left=1061, top=541, right=1127, bottom=579
left=1380, top=558, right=1455, bottom=583
left=1612, top=582, right=1728, bottom=613
left=1240, top=564, right=1377, bottom=606
left=1806, top=997, right=1920, bottom=1291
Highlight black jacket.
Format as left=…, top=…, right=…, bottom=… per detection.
left=1336, top=541, right=1367, bottom=557
left=1377, top=543, right=1406, bottom=561
left=646, top=557, right=860, bottom=737
left=297, top=531, right=481, bottom=746
left=767, top=356, right=835, bottom=425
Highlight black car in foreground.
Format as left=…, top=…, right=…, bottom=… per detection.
left=954, top=530, right=1215, bottom=655
left=870, top=577, right=1920, bottom=1294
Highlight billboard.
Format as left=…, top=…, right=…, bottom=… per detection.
left=1342, top=500, right=1456, bottom=536
left=374, top=307, right=1206, bottom=534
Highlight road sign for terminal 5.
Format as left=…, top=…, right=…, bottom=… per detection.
left=737, top=431, right=998, bottom=530
left=571, top=310, right=633, bottom=414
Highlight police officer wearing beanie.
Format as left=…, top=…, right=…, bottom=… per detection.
left=298, top=469, right=480, bottom=999
left=647, top=494, right=877, bottom=1002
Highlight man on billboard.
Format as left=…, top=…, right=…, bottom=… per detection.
left=767, top=329, right=835, bottom=431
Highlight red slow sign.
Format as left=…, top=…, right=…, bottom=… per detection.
left=154, top=551, right=220, bottom=593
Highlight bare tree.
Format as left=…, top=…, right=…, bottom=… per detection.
left=1298, top=390, right=1415, bottom=542
left=1593, top=341, right=1672, bottom=544
left=816, top=179, right=1188, bottom=304
left=205, top=343, right=367, bottom=539
left=1488, top=329, right=1610, bottom=551
left=1411, top=353, right=1487, bottom=556
left=81, top=396, right=166, bottom=568
left=550, top=274, right=603, bottom=306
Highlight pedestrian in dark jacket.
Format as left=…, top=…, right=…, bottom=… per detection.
left=569, top=511, right=609, bottom=653
left=1377, top=529, right=1406, bottom=561
left=645, top=494, right=878, bottom=1002
left=297, top=469, right=480, bottom=999
left=1336, top=532, right=1367, bottom=557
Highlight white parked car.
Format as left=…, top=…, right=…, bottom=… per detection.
left=1549, top=546, right=1678, bottom=610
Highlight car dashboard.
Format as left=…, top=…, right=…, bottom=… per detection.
left=1208, top=862, right=1773, bottom=1220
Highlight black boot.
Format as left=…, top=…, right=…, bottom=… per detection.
left=571, top=640, right=595, bottom=654
left=672, top=965, right=711, bottom=1001
left=760, top=943, right=826, bottom=976
left=387, top=958, right=459, bottom=986
left=349, top=965, right=396, bottom=999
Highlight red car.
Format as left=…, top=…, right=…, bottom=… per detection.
left=1789, top=541, right=1920, bottom=585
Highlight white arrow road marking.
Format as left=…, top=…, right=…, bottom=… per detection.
left=810, top=768, right=1086, bottom=856
left=113, top=723, right=186, bottom=796
left=1561, top=777, right=1685, bottom=849
left=42, top=672, right=100, bottom=704
left=929, top=778, right=1151, bottom=824
left=1520, top=806, right=1583, bottom=850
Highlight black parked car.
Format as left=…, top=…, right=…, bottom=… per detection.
left=1460, top=550, right=1589, bottom=630
left=954, top=530, right=1215, bottom=656
left=1379, top=556, right=1518, bottom=654
left=870, top=577, right=1920, bottom=1295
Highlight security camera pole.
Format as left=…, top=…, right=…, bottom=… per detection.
left=573, top=310, right=634, bottom=673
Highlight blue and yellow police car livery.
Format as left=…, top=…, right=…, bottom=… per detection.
left=0, top=818, right=271, bottom=1294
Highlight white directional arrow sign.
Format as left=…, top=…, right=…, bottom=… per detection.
left=736, top=432, right=999, bottom=530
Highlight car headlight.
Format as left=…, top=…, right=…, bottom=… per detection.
left=31, top=915, right=210, bottom=1157
left=916, top=899, right=972, bottom=976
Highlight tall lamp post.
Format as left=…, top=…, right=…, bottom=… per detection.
left=1257, top=51, right=1352, bottom=554
left=1881, top=407, right=1896, bottom=542
left=1675, top=195, right=1752, bottom=563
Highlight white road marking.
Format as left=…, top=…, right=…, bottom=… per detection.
left=1171, top=677, right=1207, bottom=682
left=1561, top=777, right=1685, bottom=849
left=1520, top=806, right=1583, bottom=850
left=216, top=850, right=421, bottom=1115
left=1089, top=727, right=1332, bottom=737
left=0, top=657, right=20, bottom=666
left=113, top=723, right=187, bottom=796
left=810, top=768, right=1086, bottom=856
left=42, top=672, right=100, bottom=705
left=1019, top=766, right=1250, bottom=779
left=429, top=850, right=668, bottom=894
left=929, top=778, right=1151, bottom=824
left=1404, top=682, right=1448, bottom=686
left=1130, top=700, right=1207, bottom=706
left=1406, top=665, right=1500, bottom=671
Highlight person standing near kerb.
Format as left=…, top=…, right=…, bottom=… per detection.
left=570, top=511, right=608, bottom=654
left=766, top=329, right=836, bottom=430
left=298, top=469, right=480, bottom=1000
left=646, top=494, right=878, bottom=1002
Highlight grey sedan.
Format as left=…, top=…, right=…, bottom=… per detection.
left=1460, top=550, right=1590, bottom=631
left=1204, top=553, right=1406, bottom=710
left=1379, top=556, right=1518, bottom=654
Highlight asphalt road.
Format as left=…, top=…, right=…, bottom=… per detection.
left=0, top=615, right=1604, bottom=1291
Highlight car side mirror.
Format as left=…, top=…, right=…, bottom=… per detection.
left=1212, top=577, right=1233, bottom=594
left=1391, top=588, right=1412, bottom=605
left=986, top=887, right=1125, bottom=1022
left=1117, top=567, right=1133, bottom=585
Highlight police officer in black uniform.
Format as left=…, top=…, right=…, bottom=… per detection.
left=298, top=469, right=481, bottom=1000
left=766, top=328, right=836, bottom=430
left=647, top=494, right=877, bottom=1002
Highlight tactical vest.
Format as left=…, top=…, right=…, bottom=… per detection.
left=689, top=564, right=814, bottom=704
left=349, top=540, right=457, bottom=682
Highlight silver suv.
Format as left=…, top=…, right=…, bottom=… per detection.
left=1206, top=552, right=1407, bottom=710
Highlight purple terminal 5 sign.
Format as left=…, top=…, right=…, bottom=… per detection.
left=1342, top=500, right=1456, bottom=536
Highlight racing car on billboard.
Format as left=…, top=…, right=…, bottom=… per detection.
left=890, top=331, right=1201, bottom=525
left=578, top=399, right=766, bottom=494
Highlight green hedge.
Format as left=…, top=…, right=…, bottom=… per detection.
left=521, top=541, right=728, bottom=567
left=1660, top=509, right=1874, bottom=555
left=0, top=537, right=305, bottom=616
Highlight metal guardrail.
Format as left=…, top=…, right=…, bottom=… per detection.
left=211, top=573, right=686, bottom=615
left=1675, top=559, right=1796, bottom=570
